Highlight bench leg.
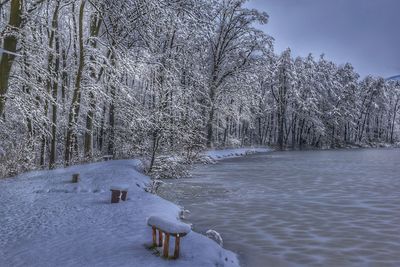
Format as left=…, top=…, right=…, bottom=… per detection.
left=163, top=233, right=170, bottom=258
left=173, top=235, right=180, bottom=259
left=110, top=190, right=121, bottom=203
left=121, top=190, right=128, bottom=201
left=158, top=230, right=163, bottom=247
left=152, top=226, right=157, bottom=246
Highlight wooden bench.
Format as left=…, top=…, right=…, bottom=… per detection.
left=110, top=185, right=128, bottom=203
left=147, top=216, right=191, bottom=259
left=103, top=155, right=113, bottom=161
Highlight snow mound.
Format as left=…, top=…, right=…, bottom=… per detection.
left=147, top=216, right=191, bottom=234
left=206, top=229, right=223, bottom=246
left=179, top=209, right=190, bottom=219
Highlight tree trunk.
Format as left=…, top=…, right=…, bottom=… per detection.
left=107, top=85, right=116, bottom=157
left=0, top=0, right=22, bottom=118
left=206, top=106, right=215, bottom=148
left=390, top=98, right=399, bottom=143
left=49, top=1, right=61, bottom=169
left=65, top=0, right=86, bottom=166
left=148, top=130, right=160, bottom=173
left=84, top=13, right=102, bottom=159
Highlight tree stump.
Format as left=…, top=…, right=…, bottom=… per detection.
left=71, top=173, right=80, bottom=183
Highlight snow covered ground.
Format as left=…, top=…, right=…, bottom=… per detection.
left=204, top=147, right=271, bottom=161
left=0, top=159, right=239, bottom=267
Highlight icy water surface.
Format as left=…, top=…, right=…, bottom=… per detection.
left=159, top=149, right=400, bottom=267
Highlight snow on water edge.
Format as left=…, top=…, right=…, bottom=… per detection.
left=205, top=147, right=272, bottom=161
left=0, top=159, right=239, bottom=267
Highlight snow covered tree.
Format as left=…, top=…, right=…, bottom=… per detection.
left=0, top=0, right=399, bottom=178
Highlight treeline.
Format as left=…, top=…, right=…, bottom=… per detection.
left=0, top=0, right=399, bottom=178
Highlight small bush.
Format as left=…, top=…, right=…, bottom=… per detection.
left=150, top=155, right=191, bottom=179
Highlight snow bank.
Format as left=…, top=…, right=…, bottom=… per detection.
left=206, top=229, right=223, bottom=246
left=204, top=147, right=271, bottom=161
left=0, top=160, right=239, bottom=267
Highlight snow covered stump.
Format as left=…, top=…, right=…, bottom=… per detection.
left=110, top=185, right=128, bottom=203
left=147, top=216, right=191, bottom=259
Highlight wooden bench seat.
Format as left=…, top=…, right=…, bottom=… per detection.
left=147, top=216, right=191, bottom=259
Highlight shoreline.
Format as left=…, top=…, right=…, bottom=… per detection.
left=2, top=143, right=399, bottom=180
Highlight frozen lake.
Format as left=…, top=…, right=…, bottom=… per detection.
left=159, top=148, right=400, bottom=267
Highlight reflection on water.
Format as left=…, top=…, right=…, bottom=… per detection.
left=159, top=149, right=400, bottom=267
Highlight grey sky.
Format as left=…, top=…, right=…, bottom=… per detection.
left=247, top=0, right=400, bottom=78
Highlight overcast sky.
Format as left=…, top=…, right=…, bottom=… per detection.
left=247, top=0, right=400, bottom=78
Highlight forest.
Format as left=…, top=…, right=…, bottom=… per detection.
left=1, top=0, right=400, bottom=178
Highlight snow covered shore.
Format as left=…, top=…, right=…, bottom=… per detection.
left=204, top=147, right=272, bottom=161
left=0, top=160, right=239, bottom=267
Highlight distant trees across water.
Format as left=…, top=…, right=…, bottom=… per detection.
left=0, top=0, right=399, bottom=177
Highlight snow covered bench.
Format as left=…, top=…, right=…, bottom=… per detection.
left=103, top=155, right=113, bottom=161
left=110, top=185, right=128, bottom=203
left=147, top=216, right=191, bottom=259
